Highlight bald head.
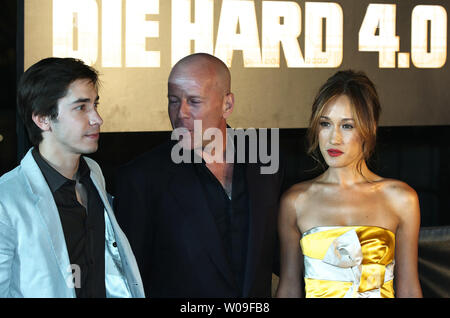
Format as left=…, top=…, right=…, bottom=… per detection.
left=169, top=53, right=231, bottom=94
left=167, top=53, right=235, bottom=148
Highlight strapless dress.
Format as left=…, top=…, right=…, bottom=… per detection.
left=300, top=226, right=395, bottom=298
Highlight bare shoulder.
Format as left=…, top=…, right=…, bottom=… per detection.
left=378, top=178, right=420, bottom=222
left=282, top=180, right=315, bottom=204
left=379, top=178, right=418, bottom=201
left=279, top=180, right=316, bottom=218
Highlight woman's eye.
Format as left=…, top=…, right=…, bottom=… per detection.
left=319, top=121, right=330, bottom=127
left=342, top=123, right=354, bottom=129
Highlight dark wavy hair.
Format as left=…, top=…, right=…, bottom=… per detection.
left=306, top=70, right=381, bottom=173
left=17, top=57, right=99, bottom=146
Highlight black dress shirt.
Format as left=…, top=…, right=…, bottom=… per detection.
left=192, top=152, right=250, bottom=295
left=32, top=148, right=106, bottom=298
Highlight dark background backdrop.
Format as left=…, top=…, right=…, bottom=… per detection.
left=1, top=0, right=449, bottom=227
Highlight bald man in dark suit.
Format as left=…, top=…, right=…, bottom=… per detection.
left=114, top=53, right=284, bottom=297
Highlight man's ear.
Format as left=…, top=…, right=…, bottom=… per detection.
left=31, top=113, right=51, bottom=131
left=223, top=92, right=234, bottom=119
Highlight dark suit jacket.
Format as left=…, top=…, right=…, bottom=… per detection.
left=114, top=139, right=284, bottom=297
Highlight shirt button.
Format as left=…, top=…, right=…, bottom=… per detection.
left=112, top=242, right=117, bottom=247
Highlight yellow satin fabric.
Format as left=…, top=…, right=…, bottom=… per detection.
left=300, top=226, right=396, bottom=298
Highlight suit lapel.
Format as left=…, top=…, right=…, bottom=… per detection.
left=86, top=158, right=144, bottom=297
left=167, top=161, right=236, bottom=289
left=243, top=162, right=267, bottom=296
left=20, top=150, right=73, bottom=289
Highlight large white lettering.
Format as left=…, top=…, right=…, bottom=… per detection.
left=411, top=5, right=447, bottom=68
left=102, top=0, right=122, bottom=67
left=125, top=0, right=160, bottom=67
left=53, top=0, right=98, bottom=65
left=359, top=4, right=399, bottom=68
left=172, top=0, right=214, bottom=66
left=304, top=2, right=343, bottom=68
left=215, top=0, right=262, bottom=67
left=261, top=1, right=303, bottom=67
left=51, top=0, right=344, bottom=69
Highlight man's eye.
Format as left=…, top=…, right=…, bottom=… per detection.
left=190, top=99, right=202, bottom=105
left=168, top=98, right=179, bottom=105
left=75, top=105, right=85, bottom=111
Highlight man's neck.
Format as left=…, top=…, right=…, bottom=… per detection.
left=38, top=143, right=81, bottom=180
left=206, top=160, right=234, bottom=199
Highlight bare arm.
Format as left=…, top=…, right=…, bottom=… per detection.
left=275, top=189, right=303, bottom=298
left=390, top=183, right=423, bottom=298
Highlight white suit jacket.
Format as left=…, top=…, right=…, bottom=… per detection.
left=0, top=149, right=145, bottom=297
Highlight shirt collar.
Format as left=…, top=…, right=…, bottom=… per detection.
left=77, top=155, right=91, bottom=180
left=32, top=148, right=90, bottom=192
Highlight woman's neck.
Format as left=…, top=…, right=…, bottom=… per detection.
left=319, top=160, right=380, bottom=186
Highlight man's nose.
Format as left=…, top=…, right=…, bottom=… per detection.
left=90, top=109, right=103, bottom=126
left=179, top=99, right=190, bottom=118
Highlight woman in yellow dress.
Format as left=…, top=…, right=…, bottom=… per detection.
left=276, top=70, right=422, bottom=298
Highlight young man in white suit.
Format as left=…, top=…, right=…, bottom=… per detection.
left=0, top=57, right=144, bottom=297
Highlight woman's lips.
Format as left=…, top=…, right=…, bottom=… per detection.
left=327, top=149, right=343, bottom=157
